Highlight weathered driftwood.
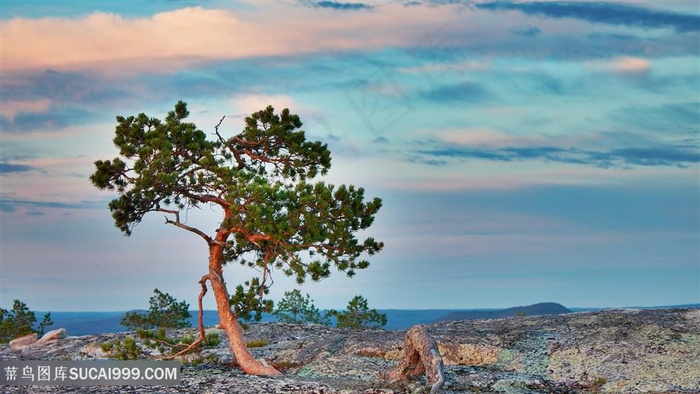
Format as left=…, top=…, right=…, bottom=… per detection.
left=386, top=325, right=445, bottom=393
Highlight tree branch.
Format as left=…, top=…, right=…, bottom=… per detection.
left=161, top=274, right=210, bottom=360
left=180, top=189, right=231, bottom=208
left=159, top=208, right=216, bottom=245
left=214, top=116, right=226, bottom=145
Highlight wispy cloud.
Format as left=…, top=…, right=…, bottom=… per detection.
left=509, top=26, right=542, bottom=37
left=611, top=102, right=700, bottom=131
left=1, top=5, right=456, bottom=75
left=0, top=196, right=102, bottom=214
left=230, top=94, right=299, bottom=116
left=588, top=56, right=652, bottom=75
left=312, top=1, right=374, bottom=11
left=2, top=7, right=265, bottom=73
left=0, top=69, right=129, bottom=133
left=0, top=163, right=35, bottom=174
left=415, top=132, right=700, bottom=169
left=421, top=81, right=491, bottom=102
left=0, top=99, right=52, bottom=121
left=400, top=60, right=491, bottom=75
left=477, top=1, right=700, bottom=33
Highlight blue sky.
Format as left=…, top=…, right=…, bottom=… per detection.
left=1, top=0, right=698, bottom=312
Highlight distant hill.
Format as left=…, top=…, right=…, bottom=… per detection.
left=40, top=312, right=128, bottom=336
left=43, top=310, right=452, bottom=335
left=433, top=302, right=571, bottom=323
left=380, top=310, right=464, bottom=330
left=44, top=310, right=253, bottom=336
left=41, top=303, right=698, bottom=335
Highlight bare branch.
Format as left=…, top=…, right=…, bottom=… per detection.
left=214, top=116, right=227, bottom=145
left=159, top=208, right=215, bottom=245
left=161, top=274, right=210, bottom=360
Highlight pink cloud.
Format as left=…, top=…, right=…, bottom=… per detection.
left=231, top=94, right=299, bottom=116
left=0, top=99, right=52, bottom=120
left=587, top=56, right=652, bottom=75
left=609, top=56, right=652, bottom=74
left=3, top=8, right=271, bottom=73
left=438, top=128, right=526, bottom=148
left=1, top=4, right=466, bottom=75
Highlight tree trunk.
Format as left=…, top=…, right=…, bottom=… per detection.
left=386, top=325, right=445, bottom=393
left=208, top=242, right=281, bottom=376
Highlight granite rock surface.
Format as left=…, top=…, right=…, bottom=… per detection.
left=2, top=308, right=698, bottom=393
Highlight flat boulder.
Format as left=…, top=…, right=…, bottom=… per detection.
left=9, top=333, right=38, bottom=351
left=35, top=328, right=66, bottom=345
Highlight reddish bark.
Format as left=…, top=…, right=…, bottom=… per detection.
left=208, top=236, right=281, bottom=376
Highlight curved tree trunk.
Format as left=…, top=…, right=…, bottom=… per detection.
left=208, top=242, right=281, bottom=376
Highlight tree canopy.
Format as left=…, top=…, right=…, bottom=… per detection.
left=91, top=102, right=383, bottom=284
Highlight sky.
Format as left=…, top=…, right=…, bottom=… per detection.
left=1, top=0, right=698, bottom=312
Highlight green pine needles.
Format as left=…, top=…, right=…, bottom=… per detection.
left=330, top=295, right=387, bottom=330
left=273, top=289, right=328, bottom=325
left=91, top=102, right=384, bottom=374
left=121, top=289, right=191, bottom=330
left=0, top=300, right=53, bottom=343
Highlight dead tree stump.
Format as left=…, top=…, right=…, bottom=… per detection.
left=386, top=325, right=445, bottom=393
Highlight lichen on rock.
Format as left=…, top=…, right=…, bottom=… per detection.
left=1, top=308, right=698, bottom=393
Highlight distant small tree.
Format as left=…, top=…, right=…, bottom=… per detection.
left=121, top=289, right=190, bottom=330
left=230, top=277, right=274, bottom=324
left=0, top=300, right=53, bottom=343
left=273, top=289, right=328, bottom=324
left=37, top=313, right=53, bottom=336
left=329, top=295, right=386, bottom=330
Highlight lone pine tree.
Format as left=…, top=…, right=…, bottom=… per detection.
left=330, top=295, right=387, bottom=330
left=273, top=289, right=328, bottom=325
left=91, top=102, right=383, bottom=375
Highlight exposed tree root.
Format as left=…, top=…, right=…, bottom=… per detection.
left=386, top=325, right=445, bottom=393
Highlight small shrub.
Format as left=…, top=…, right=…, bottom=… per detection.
left=101, top=337, right=142, bottom=360
left=271, top=360, right=301, bottom=371
left=246, top=339, right=269, bottom=348
left=205, top=332, right=220, bottom=347
left=590, top=376, right=607, bottom=392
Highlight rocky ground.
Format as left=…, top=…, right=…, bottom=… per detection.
left=2, top=308, right=699, bottom=393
